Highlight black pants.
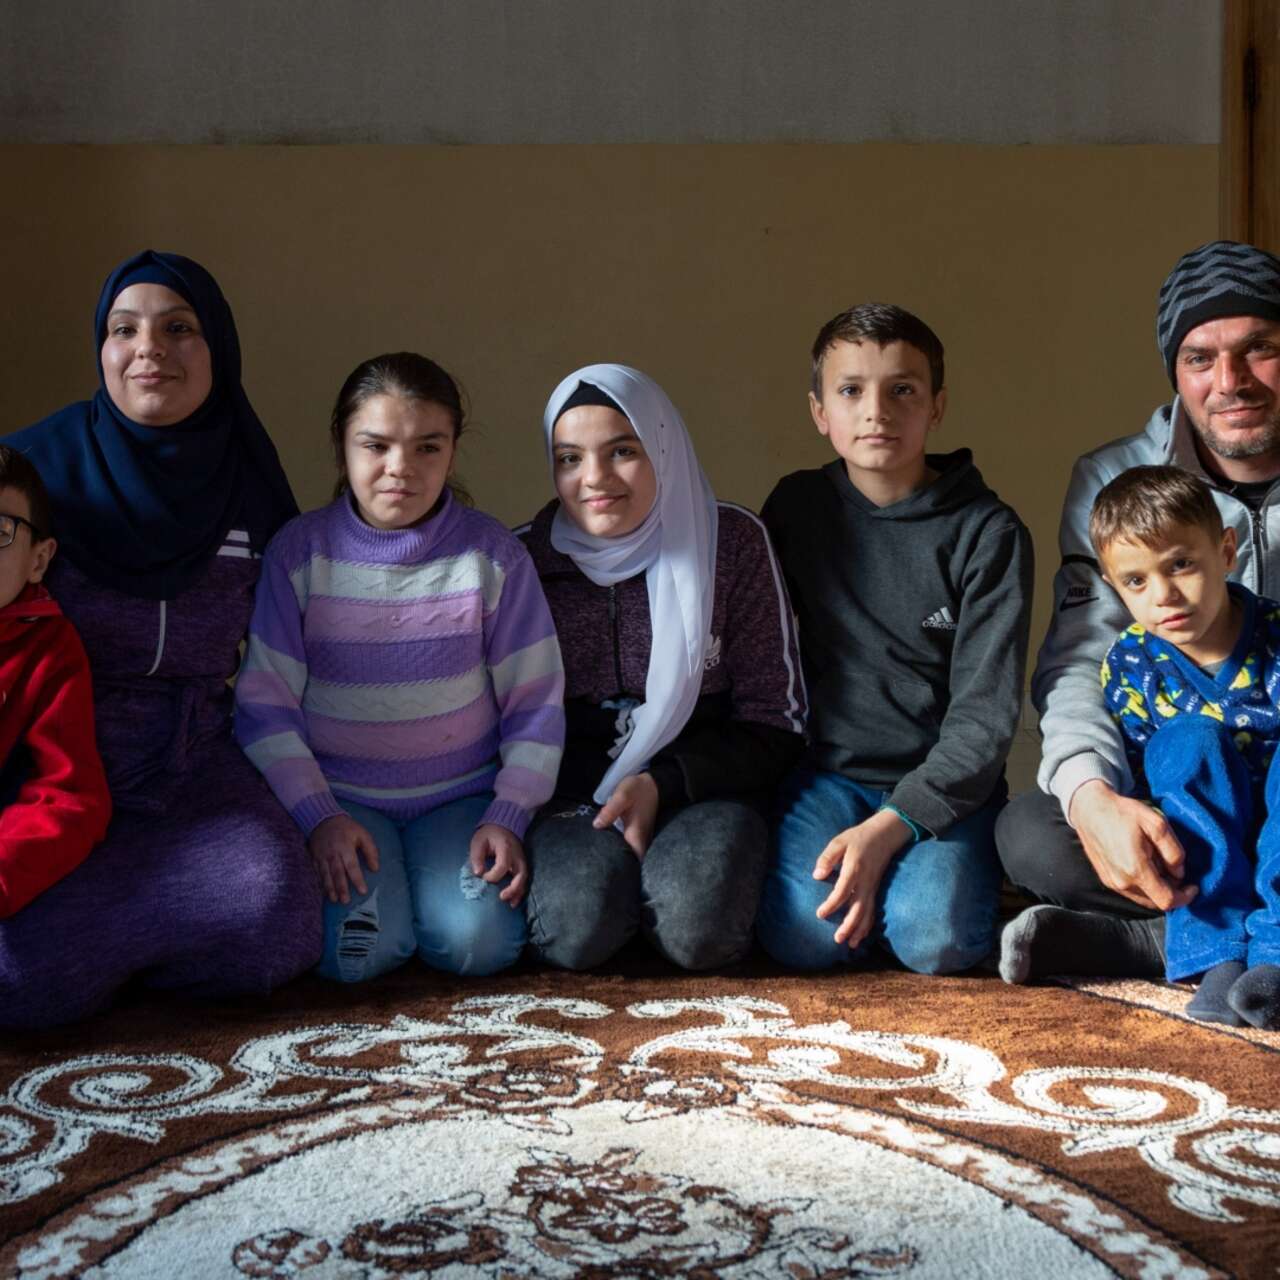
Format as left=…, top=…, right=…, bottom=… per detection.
left=524, top=796, right=768, bottom=971
left=995, top=787, right=1161, bottom=922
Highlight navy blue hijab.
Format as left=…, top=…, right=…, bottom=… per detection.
left=3, top=251, right=298, bottom=599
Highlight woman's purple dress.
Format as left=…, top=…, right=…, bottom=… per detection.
left=0, top=538, right=321, bottom=1028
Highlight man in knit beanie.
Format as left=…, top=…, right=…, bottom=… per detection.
left=997, top=240, right=1280, bottom=983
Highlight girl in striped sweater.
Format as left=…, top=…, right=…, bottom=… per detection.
left=235, top=353, right=564, bottom=981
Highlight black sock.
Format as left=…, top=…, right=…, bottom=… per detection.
left=998, top=905, right=1165, bottom=985
left=1227, top=964, right=1280, bottom=1030
left=1186, top=960, right=1245, bottom=1026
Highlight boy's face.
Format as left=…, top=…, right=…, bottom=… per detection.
left=809, top=339, right=945, bottom=501
left=0, top=486, right=55, bottom=611
left=1100, top=521, right=1238, bottom=664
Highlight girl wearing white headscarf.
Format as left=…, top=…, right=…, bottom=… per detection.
left=519, top=364, right=806, bottom=970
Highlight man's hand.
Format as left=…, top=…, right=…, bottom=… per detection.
left=1069, top=779, right=1197, bottom=911
left=469, top=823, right=528, bottom=906
left=813, top=808, right=912, bottom=949
left=594, top=772, right=660, bottom=859
left=308, top=813, right=381, bottom=905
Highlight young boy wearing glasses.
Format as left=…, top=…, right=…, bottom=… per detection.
left=0, top=444, right=109, bottom=917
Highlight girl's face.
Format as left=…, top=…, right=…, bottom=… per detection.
left=100, top=283, right=214, bottom=426
left=343, top=394, right=457, bottom=530
left=552, top=405, right=658, bottom=539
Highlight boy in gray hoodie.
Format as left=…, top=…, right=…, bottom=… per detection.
left=757, top=303, right=1034, bottom=973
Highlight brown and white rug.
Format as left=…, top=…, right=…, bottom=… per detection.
left=1, top=963, right=1277, bottom=1278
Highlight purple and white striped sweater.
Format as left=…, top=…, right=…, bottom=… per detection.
left=234, top=492, right=565, bottom=840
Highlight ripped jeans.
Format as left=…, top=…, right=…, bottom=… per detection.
left=315, top=793, right=527, bottom=982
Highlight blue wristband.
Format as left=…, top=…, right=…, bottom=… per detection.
left=879, top=803, right=924, bottom=844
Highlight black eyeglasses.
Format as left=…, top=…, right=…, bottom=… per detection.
left=0, top=513, right=43, bottom=549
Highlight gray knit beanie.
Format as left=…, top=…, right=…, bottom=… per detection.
left=1157, top=240, right=1280, bottom=383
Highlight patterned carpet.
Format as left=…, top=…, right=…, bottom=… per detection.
left=2, top=958, right=1277, bottom=1279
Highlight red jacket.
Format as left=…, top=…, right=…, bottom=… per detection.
left=0, top=584, right=110, bottom=917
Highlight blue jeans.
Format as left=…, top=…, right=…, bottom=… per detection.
left=757, top=769, right=1003, bottom=974
left=1144, top=717, right=1280, bottom=981
left=316, top=793, right=527, bottom=982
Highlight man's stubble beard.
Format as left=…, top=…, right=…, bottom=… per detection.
left=1192, top=411, right=1280, bottom=461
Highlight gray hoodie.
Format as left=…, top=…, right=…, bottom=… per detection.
left=1034, top=397, right=1280, bottom=815
left=763, top=449, right=1033, bottom=837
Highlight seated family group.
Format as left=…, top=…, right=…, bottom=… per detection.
left=1, top=242, right=1278, bottom=1035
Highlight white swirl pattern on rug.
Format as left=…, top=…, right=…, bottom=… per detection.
left=2, top=995, right=1275, bottom=1279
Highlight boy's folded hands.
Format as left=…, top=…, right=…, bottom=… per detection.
left=813, top=808, right=913, bottom=949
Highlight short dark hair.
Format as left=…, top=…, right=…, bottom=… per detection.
left=329, top=352, right=470, bottom=503
left=1089, top=465, right=1223, bottom=558
left=810, top=303, right=946, bottom=397
left=0, top=445, right=52, bottom=539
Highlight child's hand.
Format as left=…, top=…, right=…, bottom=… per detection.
left=469, top=823, right=528, bottom=906
left=593, top=772, right=659, bottom=859
left=812, top=809, right=912, bottom=949
left=308, top=814, right=381, bottom=905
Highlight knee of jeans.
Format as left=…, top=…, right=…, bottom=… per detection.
left=325, top=900, right=373, bottom=984
left=320, top=889, right=409, bottom=985
left=525, top=859, right=637, bottom=971
left=529, top=919, right=628, bottom=971
left=756, top=893, right=844, bottom=971
left=527, top=891, right=631, bottom=970
left=887, top=910, right=993, bottom=975
left=415, top=864, right=527, bottom=977
left=650, top=918, right=749, bottom=972
left=419, top=914, right=527, bottom=977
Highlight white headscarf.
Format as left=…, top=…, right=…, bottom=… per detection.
left=543, top=364, right=719, bottom=803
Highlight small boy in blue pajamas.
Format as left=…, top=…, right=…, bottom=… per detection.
left=1094, top=465, right=1280, bottom=1028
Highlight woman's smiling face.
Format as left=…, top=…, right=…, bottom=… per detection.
left=100, top=283, right=214, bottom=426
left=552, top=405, right=658, bottom=538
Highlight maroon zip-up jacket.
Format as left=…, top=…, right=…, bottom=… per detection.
left=520, top=500, right=807, bottom=809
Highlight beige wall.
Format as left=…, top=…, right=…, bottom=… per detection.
left=0, top=143, right=1218, bottom=778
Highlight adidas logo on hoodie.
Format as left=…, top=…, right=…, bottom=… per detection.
left=922, top=607, right=957, bottom=631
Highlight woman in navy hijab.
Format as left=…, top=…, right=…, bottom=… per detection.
left=0, top=251, right=321, bottom=1027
